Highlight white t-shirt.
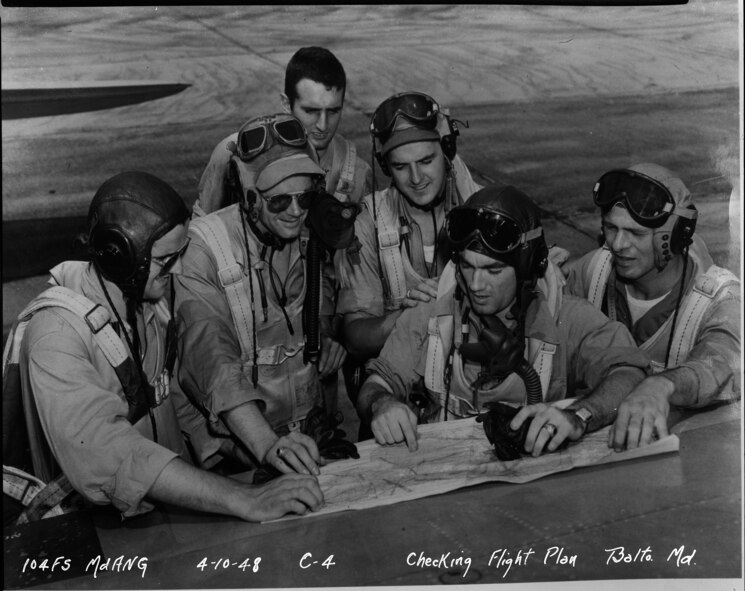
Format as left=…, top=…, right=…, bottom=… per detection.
left=625, top=285, right=670, bottom=324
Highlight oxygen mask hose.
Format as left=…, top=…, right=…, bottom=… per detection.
left=303, top=232, right=322, bottom=365
left=303, top=191, right=360, bottom=365
left=458, top=314, right=543, bottom=404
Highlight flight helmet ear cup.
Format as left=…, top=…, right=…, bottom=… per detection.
left=89, top=224, right=143, bottom=283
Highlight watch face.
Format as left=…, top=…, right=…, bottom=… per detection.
left=575, top=407, right=592, bottom=423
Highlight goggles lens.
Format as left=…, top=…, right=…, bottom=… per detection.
left=152, top=237, right=190, bottom=276
left=237, top=118, right=307, bottom=161
left=593, top=169, right=674, bottom=223
left=446, top=207, right=531, bottom=254
left=370, top=92, right=440, bottom=140
left=261, top=190, right=316, bottom=214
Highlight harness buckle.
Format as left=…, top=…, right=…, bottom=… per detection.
left=218, top=264, right=244, bottom=288
left=84, top=304, right=109, bottom=334
left=378, top=229, right=400, bottom=249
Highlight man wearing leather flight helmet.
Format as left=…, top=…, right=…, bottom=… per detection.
left=356, top=185, right=651, bottom=457
left=3, top=171, right=323, bottom=523
left=564, top=163, right=740, bottom=451
left=174, top=114, right=357, bottom=478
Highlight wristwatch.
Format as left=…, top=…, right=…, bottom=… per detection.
left=570, top=407, right=593, bottom=436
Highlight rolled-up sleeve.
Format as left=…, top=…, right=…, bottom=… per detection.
left=22, top=311, right=177, bottom=516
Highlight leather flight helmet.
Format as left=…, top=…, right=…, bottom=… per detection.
left=448, top=184, right=549, bottom=283
left=87, top=171, right=190, bottom=298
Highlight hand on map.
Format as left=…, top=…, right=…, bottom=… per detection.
left=249, top=473, right=325, bottom=520
left=371, top=396, right=419, bottom=451
left=511, top=403, right=584, bottom=457
left=609, top=377, right=671, bottom=451
left=266, top=432, right=326, bottom=476
left=402, top=278, right=439, bottom=308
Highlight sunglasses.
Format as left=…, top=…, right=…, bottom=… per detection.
left=236, top=117, right=307, bottom=161
left=593, top=169, right=679, bottom=227
left=446, top=207, right=542, bottom=255
left=151, top=237, right=190, bottom=276
left=370, top=91, right=440, bottom=140
left=260, top=190, right=317, bottom=214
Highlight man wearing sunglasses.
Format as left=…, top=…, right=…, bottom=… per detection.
left=174, top=115, right=349, bottom=478
left=4, top=171, right=323, bottom=524
left=564, top=163, right=740, bottom=451
left=355, top=185, right=651, bottom=456
left=336, top=92, right=481, bottom=409
left=197, top=46, right=371, bottom=214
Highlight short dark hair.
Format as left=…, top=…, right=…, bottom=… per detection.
left=284, top=46, right=346, bottom=107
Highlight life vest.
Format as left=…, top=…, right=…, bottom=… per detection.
left=2, top=286, right=166, bottom=523
left=188, top=212, right=319, bottom=429
left=584, top=248, right=739, bottom=371
left=362, top=155, right=481, bottom=310
left=422, top=261, right=564, bottom=420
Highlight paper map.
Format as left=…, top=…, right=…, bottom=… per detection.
left=297, top=418, right=679, bottom=519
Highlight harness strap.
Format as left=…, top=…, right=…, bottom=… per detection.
left=190, top=216, right=256, bottom=362
left=332, top=140, right=357, bottom=203
left=423, top=262, right=561, bottom=407
left=587, top=247, right=613, bottom=309
left=666, top=266, right=738, bottom=368
left=366, top=193, right=409, bottom=309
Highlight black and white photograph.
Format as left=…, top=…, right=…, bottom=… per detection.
left=2, top=3, right=742, bottom=590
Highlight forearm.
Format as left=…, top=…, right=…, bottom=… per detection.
left=357, top=374, right=398, bottom=425
left=343, top=311, right=402, bottom=359
left=148, top=457, right=256, bottom=519
left=222, top=402, right=278, bottom=463
left=572, top=367, right=647, bottom=432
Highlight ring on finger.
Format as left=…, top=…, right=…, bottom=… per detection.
left=406, top=289, right=412, bottom=299
left=277, top=447, right=288, bottom=458
left=542, top=423, right=557, bottom=437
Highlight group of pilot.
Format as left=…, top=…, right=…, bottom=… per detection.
left=4, top=46, right=740, bottom=524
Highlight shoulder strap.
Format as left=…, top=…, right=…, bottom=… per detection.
left=450, top=155, right=481, bottom=202
left=3, top=286, right=129, bottom=377
left=587, top=248, right=613, bottom=308
left=332, top=140, right=357, bottom=203
left=189, top=215, right=256, bottom=362
left=666, top=266, right=739, bottom=367
left=366, top=192, right=409, bottom=309
left=423, top=263, right=458, bottom=395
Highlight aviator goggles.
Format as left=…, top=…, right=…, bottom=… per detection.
left=593, top=169, right=685, bottom=227
left=259, top=189, right=317, bottom=214
left=446, top=207, right=543, bottom=255
left=370, top=91, right=440, bottom=140
left=236, top=116, right=307, bottom=161
left=152, top=237, right=190, bottom=276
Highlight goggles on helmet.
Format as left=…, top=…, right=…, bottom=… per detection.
left=259, top=189, right=317, bottom=214
left=593, top=169, right=682, bottom=227
left=370, top=92, right=440, bottom=140
left=237, top=116, right=307, bottom=161
left=446, top=206, right=543, bottom=255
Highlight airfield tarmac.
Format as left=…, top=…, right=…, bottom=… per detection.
left=1, top=3, right=742, bottom=337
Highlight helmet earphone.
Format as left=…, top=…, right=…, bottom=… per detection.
left=89, top=223, right=149, bottom=286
